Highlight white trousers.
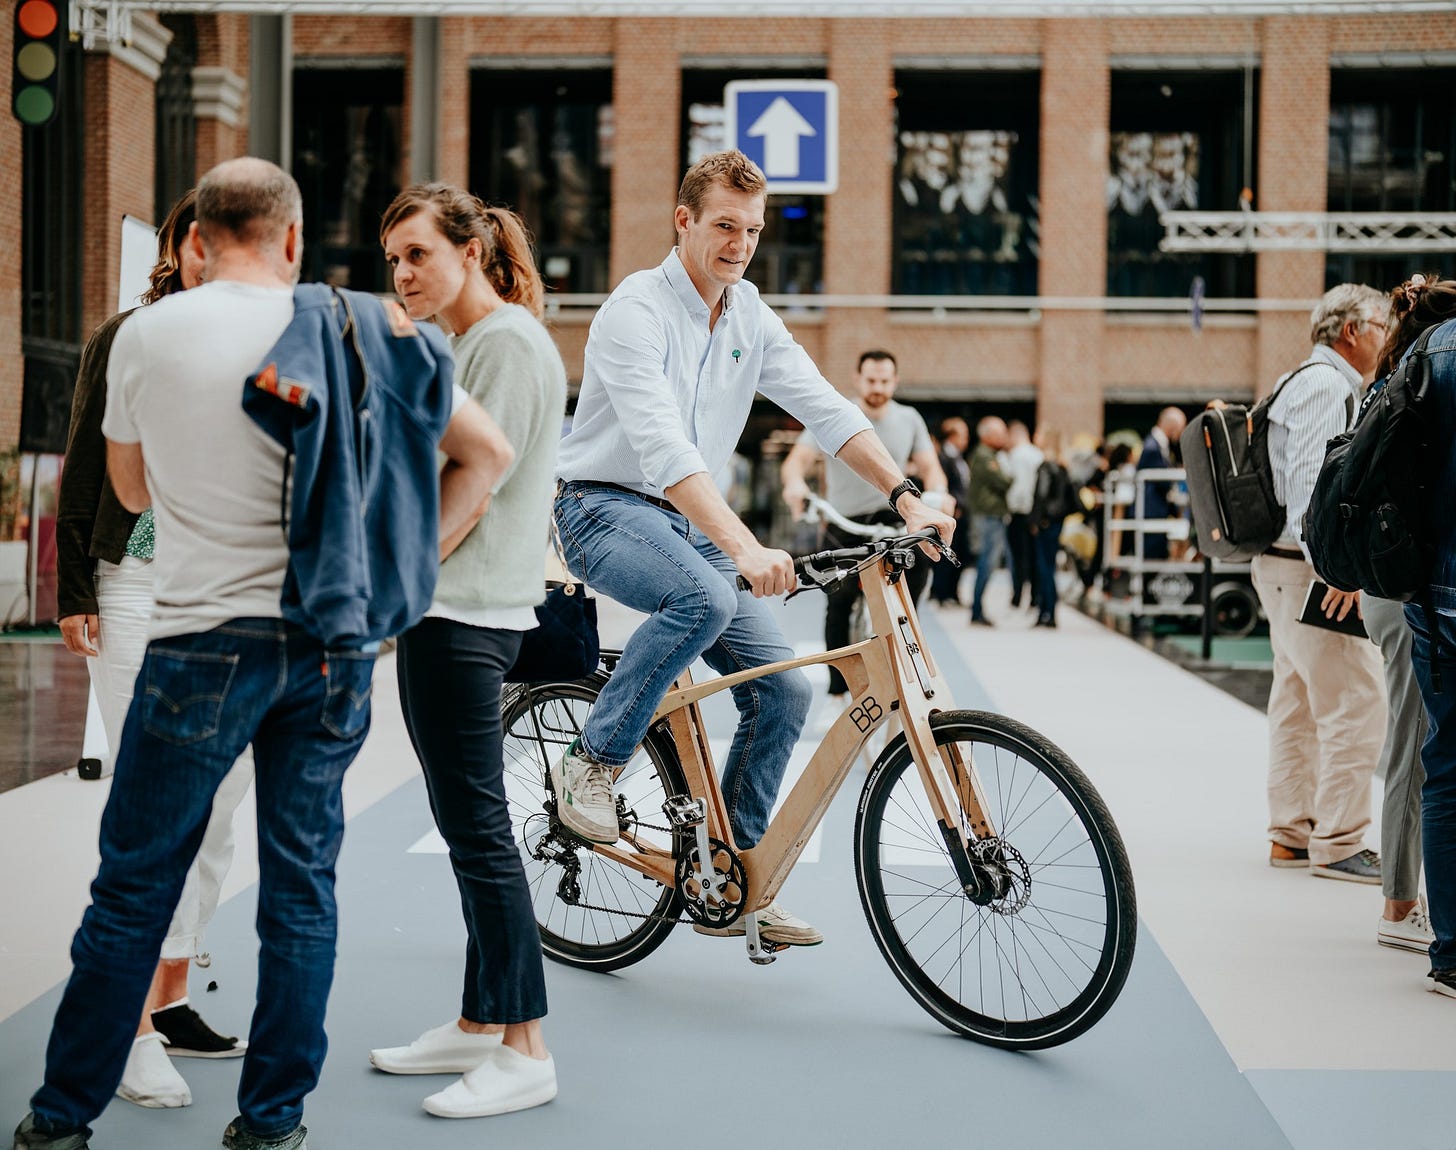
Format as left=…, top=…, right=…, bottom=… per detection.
left=90, top=557, right=255, bottom=962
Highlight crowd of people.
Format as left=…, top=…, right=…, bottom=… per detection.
left=17, top=140, right=1456, bottom=1150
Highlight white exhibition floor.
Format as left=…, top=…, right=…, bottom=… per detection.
left=1, top=574, right=1452, bottom=1149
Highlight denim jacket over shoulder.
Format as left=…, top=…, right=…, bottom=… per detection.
left=243, top=284, right=455, bottom=648
left=1421, top=318, right=1456, bottom=613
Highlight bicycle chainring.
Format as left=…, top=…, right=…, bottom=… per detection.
left=674, top=837, right=747, bottom=928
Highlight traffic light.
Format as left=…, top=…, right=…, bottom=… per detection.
left=13, top=0, right=63, bottom=127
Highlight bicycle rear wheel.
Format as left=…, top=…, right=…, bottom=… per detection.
left=854, top=710, right=1136, bottom=1049
left=502, top=678, right=687, bottom=972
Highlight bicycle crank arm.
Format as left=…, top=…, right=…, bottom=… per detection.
left=744, top=911, right=777, bottom=965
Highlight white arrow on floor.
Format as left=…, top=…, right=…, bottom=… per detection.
left=747, top=97, right=817, bottom=178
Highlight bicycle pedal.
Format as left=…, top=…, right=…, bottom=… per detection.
left=661, top=794, right=705, bottom=829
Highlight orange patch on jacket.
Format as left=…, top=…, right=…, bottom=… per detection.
left=253, top=363, right=311, bottom=408
left=383, top=300, right=417, bottom=337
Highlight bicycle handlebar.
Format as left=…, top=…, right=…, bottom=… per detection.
left=735, top=528, right=951, bottom=594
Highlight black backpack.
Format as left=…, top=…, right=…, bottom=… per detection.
left=1033, top=459, right=1080, bottom=523
left=1179, top=363, right=1326, bottom=561
left=1304, top=325, right=1441, bottom=602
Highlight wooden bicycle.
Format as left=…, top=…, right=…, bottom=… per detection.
left=502, top=531, right=1136, bottom=1049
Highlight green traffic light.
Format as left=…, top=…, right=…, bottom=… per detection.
left=14, top=85, right=54, bottom=125
left=17, top=41, right=56, bottom=81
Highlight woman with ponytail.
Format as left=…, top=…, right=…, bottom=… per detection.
left=369, top=185, right=566, bottom=1116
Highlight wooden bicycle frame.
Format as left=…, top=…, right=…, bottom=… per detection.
left=591, top=554, right=1000, bottom=914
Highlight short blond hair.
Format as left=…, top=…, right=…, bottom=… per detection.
left=678, top=150, right=768, bottom=218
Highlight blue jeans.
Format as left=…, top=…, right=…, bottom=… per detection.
left=971, top=514, right=1008, bottom=618
left=1404, top=606, right=1456, bottom=971
left=554, top=483, right=812, bottom=848
left=396, top=619, right=546, bottom=1024
left=30, top=620, right=375, bottom=1142
left=1033, top=519, right=1064, bottom=623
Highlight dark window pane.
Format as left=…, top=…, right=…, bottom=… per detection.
left=155, top=15, right=197, bottom=223
left=292, top=67, right=403, bottom=293
left=681, top=68, right=824, bottom=296
left=1327, top=69, right=1456, bottom=291
left=893, top=71, right=1040, bottom=296
left=471, top=70, right=613, bottom=295
left=1107, top=70, right=1255, bottom=299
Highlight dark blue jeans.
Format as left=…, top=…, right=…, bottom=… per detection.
left=1404, top=605, right=1456, bottom=971
left=1033, top=519, right=1064, bottom=624
left=30, top=620, right=375, bottom=1142
left=396, top=619, right=547, bottom=1024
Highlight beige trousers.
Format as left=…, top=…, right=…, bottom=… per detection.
left=1251, top=554, right=1385, bottom=865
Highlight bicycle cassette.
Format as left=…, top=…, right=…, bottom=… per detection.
left=674, top=837, right=747, bottom=928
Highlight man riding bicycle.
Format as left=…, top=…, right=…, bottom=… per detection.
left=780, top=349, right=948, bottom=702
left=551, top=151, right=954, bottom=947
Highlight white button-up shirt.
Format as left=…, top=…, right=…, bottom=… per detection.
left=1268, top=342, right=1363, bottom=561
left=557, top=249, right=871, bottom=494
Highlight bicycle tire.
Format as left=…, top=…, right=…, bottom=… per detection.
left=501, top=677, right=688, bottom=973
left=854, top=710, right=1136, bottom=1049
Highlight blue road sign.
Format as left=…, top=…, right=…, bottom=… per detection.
left=724, top=79, right=838, bottom=195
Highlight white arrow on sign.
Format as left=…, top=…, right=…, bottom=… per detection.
left=747, top=97, right=817, bottom=179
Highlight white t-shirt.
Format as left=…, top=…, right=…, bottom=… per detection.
left=102, top=281, right=296, bottom=640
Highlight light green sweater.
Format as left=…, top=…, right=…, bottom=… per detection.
left=434, top=303, right=568, bottom=611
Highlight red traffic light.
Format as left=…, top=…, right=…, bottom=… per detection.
left=13, top=0, right=63, bottom=127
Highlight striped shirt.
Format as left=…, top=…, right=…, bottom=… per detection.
left=1267, top=343, right=1363, bottom=561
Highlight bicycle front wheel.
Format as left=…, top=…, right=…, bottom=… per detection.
left=854, top=710, right=1136, bottom=1049
left=502, top=679, right=687, bottom=972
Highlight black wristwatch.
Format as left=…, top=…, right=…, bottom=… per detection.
left=888, top=478, right=922, bottom=516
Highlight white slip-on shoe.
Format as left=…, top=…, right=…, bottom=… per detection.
left=1378, top=896, right=1435, bottom=954
left=549, top=738, right=618, bottom=843
left=370, top=1020, right=503, bottom=1074
left=693, top=901, right=824, bottom=946
left=115, top=1032, right=191, bottom=1109
left=421, top=1044, right=558, bottom=1119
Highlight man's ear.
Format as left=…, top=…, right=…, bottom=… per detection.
left=283, top=219, right=303, bottom=266
left=186, top=221, right=205, bottom=266
left=673, top=204, right=690, bottom=236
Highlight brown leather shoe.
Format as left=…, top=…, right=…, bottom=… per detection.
left=1270, top=842, right=1310, bottom=868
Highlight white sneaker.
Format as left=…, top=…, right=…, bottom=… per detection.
left=549, top=738, right=618, bottom=843
left=370, top=1020, right=503, bottom=1074
left=115, top=1032, right=191, bottom=1109
left=1378, top=896, right=1435, bottom=954
left=421, top=1044, right=557, bottom=1118
left=693, top=901, right=824, bottom=946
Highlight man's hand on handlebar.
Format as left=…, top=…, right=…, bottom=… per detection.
left=732, top=541, right=798, bottom=598
left=898, top=495, right=957, bottom=560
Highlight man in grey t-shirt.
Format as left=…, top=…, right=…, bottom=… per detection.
left=782, top=349, right=947, bottom=698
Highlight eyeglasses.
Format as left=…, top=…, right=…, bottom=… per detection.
left=1365, top=319, right=1389, bottom=331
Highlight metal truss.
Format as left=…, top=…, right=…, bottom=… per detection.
left=1161, top=211, right=1456, bottom=253
left=69, top=0, right=133, bottom=49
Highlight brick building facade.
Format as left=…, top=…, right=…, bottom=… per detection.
left=6, top=6, right=1456, bottom=479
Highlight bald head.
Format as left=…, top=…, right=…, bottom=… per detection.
left=977, top=416, right=1009, bottom=450
left=1156, top=407, right=1187, bottom=440
left=196, top=157, right=302, bottom=250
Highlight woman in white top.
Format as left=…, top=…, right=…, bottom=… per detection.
left=368, top=184, right=567, bottom=1119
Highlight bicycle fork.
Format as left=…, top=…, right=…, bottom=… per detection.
left=933, top=740, right=1013, bottom=905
